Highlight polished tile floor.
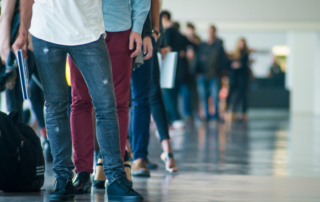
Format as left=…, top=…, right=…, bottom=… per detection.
left=1, top=109, right=320, bottom=202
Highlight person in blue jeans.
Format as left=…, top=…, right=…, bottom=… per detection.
left=130, top=37, right=154, bottom=177
left=195, top=25, right=228, bottom=121
left=130, top=2, right=179, bottom=175
left=13, top=0, right=143, bottom=201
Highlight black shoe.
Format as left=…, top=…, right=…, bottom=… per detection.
left=73, top=172, right=92, bottom=194
left=92, top=163, right=106, bottom=189
left=107, top=178, right=143, bottom=202
left=49, top=177, right=75, bottom=201
left=92, top=177, right=105, bottom=189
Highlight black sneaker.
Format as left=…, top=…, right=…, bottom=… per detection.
left=92, top=176, right=105, bottom=189
left=73, top=172, right=92, bottom=194
left=107, top=178, right=143, bottom=202
left=49, top=177, right=75, bottom=201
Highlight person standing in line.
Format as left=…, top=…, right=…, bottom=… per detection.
left=0, top=0, right=51, bottom=161
left=148, top=0, right=179, bottom=173
left=68, top=0, right=150, bottom=193
left=13, top=0, right=143, bottom=201
left=128, top=0, right=179, bottom=177
left=161, top=11, right=193, bottom=129
left=195, top=25, right=228, bottom=122
left=92, top=11, right=154, bottom=186
left=226, top=38, right=251, bottom=122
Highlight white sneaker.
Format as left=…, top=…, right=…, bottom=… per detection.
left=172, top=120, right=185, bottom=130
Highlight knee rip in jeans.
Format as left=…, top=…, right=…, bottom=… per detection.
left=43, top=47, right=49, bottom=54
left=103, top=79, right=108, bottom=85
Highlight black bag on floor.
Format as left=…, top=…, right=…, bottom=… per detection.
left=0, top=111, right=45, bottom=192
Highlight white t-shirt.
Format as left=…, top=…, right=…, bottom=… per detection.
left=29, top=0, right=105, bottom=46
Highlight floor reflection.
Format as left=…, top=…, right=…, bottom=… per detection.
left=1, top=109, right=320, bottom=202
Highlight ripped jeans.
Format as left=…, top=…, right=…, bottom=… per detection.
left=32, top=36, right=126, bottom=183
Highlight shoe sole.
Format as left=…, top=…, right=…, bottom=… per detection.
left=131, top=170, right=150, bottom=177
left=108, top=195, right=144, bottom=202
left=48, top=194, right=75, bottom=201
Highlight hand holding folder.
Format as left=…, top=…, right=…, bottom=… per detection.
left=16, top=49, right=31, bottom=100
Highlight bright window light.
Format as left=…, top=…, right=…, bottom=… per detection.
left=272, top=46, right=290, bottom=56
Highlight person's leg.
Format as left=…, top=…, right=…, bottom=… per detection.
left=93, top=30, right=133, bottom=185
left=69, top=36, right=126, bottom=184
left=32, top=36, right=74, bottom=179
left=69, top=56, right=94, bottom=175
left=209, top=78, right=220, bottom=119
left=130, top=53, right=153, bottom=177
left=29, top=77, right=45, bottom=131
left=196, top=75, right=210, bottom=120
left=161, top=88, right=175, bottom=124
left=179, top=83, right=192, bottom=118
left=150, top=47, right=178, bottom=173
left=105, top=30, right=132, bottom=159
left=238, top=75, right=249, bottom=120
left=150, top=49, right=170, bottom=142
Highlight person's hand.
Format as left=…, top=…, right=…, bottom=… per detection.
left=12, top=32, right=29, bottom=59
left=231, top=61, right=241, bottom=69
left=129, top=31, right=142, bottom=58
left=160, top=46, right=171, bottom=60
left=142, top=36, right=153, bottom=60
left=152, top=32, right=159, bottom=43
left=186, top=49, right=195, bottom=61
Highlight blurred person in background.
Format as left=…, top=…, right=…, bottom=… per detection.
left=185, top=22, right=201, bottom=46
left=268, top=57, right=285, bottom=87
left=195, top=25, right=228, bottom=122
left=185, top=22, right=201, bottom=121
left=161, top=10, right=193, bottom=129
left=226, top=38, right=251, bottom=121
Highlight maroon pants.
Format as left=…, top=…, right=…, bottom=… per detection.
left=69, top=30, right=132, bottom=174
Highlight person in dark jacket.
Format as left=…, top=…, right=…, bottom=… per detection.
left=226, top=37, right=251, bottom=121
left=161, top=11, right=193, bottom=128
left=195, top=25, right=228, bottom=121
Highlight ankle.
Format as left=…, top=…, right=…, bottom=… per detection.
left=94, top=164, right=106, bottom=181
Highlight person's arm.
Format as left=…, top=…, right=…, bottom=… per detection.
left=151, top=0, right=160, bottom=42
left=0, top=0, right=17, bottom=64
left=130, top=0, right=151, bottom=58
left=131, top=0, right=151, bottom=35
left=141, top=12, right=153, bottom=60
left=12, top=0, right=34, bottom=59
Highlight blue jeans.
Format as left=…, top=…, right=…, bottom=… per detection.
left=150, top=46, right=170, bottom=142
left=32, top=36, right=126, bottom=183
left=130, top=50, right=153, bottom=160
left=196, top=75, right=220, bottom=120
left=179, top=84, right=192, bottom=117
left=162, top=81, right=192, bottom=123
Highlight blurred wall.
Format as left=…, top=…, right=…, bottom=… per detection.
left=162, top=0, right=320, bottom=32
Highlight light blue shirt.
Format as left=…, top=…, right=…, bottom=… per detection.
left=102, top=0, right=151, bottom=34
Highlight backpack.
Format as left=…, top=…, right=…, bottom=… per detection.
left=0, top=111, right=45, bottom=192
